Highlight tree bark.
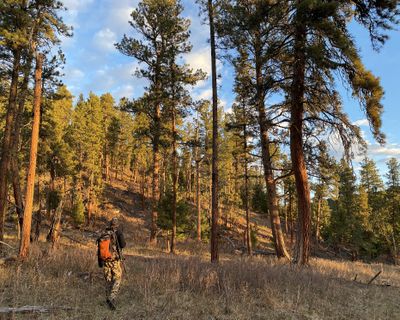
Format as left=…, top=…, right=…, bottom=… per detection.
left=170, top=109, right=177, bottom=254
left=10, top=53, right=34, bottom=234
left=208, top=0, right=219, bottom=263
left=290, top=9, right=311, bottom=265
left=47, top=200, right=63, bottom=247
left=195, top=125, right=202, bottom=241
left=0, top=50, right=21, bottom=244
left=11, top=158, right=24, bottom=233
left=150, top=103, right=161, bottom=245
left=315, top=196, right=322, bottom=243
left=19, top=53, right=43, bottom=258
left=243, top=124, right=252, bottom=255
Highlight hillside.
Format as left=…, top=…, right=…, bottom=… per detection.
left=1, top=176, right=399, bottom=320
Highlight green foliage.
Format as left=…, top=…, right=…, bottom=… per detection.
left=250, top=225, right=258, bottom=249
left=251, top=183, right=268, bottom=214
left=72, top=195, right=85, bottom=226
left=157, top=191, right=194, bottom=236
left=47, top=189, right=61, bottom=211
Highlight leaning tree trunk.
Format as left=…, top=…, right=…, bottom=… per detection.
left=170, top=109, right=177, bottom=254
left=254, top=36, right=290, bottom=260
left=208, top=0, right=219, bottom=263
left=0, top=50, right=21, bottom=244
left=290, top=12, right=311, bottom=265
left=19, top=53, right=43, bottom=258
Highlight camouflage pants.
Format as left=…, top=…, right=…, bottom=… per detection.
left=103, top=259, right=122, bottom=301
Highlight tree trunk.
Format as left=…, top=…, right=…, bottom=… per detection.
left=208, top=0, right=219, bottom=263
left=19, top=53, right=43, bottom=258
left=244, top=124, right=252, bottom=255
left=254, top=35, right=290, bottom=260
left=315, top=196, right=322, bottom=243
left=288, top=191, right=294, bottom=242
left=290, top=11, right=310, bottom=265
left=141, top=170, right=146, bottom=210
left=32, top=178, right=41, bottom=242
left=0, top=50, right=21, bottom=244
left=150, top=104, right=161, bottom=245
left=195, top=123, right=202, bottom=241
left=47, top=199, right=63, bottom=247
left=105, top=153, right=110, bottom=182
left=11, top=158, right=24, bottom=234
left=284, top=197, right=289, bottom=235
left=170, top=109, right=177, bottom=254
left=10, top=53, right=34, bottom=235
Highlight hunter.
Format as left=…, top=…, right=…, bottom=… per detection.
left=97, top=217, right=126, bottom=310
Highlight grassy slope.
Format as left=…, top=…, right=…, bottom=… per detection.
left=0, top=177, right=399, bottom=320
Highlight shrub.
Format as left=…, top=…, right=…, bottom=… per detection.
left=157, top=191, right=194, bottom=236
left=72, top=194, right=85, bottom=225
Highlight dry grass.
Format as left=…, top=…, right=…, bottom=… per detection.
left=1, top=237, right=400, bottom=320
left=1, top=178, right=399, bottom=319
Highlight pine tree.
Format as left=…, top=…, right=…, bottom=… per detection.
left=385, top=158, right=400, bottom=262
left=117, top=0, right=201, bottom=245
left=286, top=0, right=398, bottom=265
left=69, top=93, right=105, bottom=224
left=217, top=0, right=290, bottom=259
left=0, top=0, right=71, bottom=240
left=19, top=53, right=43, bottom=258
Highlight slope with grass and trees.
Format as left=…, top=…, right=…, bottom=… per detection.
left=1, top=0, right=400, bottom=319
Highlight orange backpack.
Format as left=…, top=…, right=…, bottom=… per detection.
left=97, top=232, right=115, bottom=263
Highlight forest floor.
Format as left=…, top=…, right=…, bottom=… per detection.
left=1, top=176, right=400, bottom=319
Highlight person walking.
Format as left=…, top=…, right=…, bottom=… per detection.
left=97, top=217, right=126, bottom=310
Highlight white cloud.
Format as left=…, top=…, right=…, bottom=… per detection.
left=185, top=47, right=211, bottom=75
left=81, top=62, right=145, bottom=99
left=367, top=143, right=400, bottom=157
left=353, top=119, right=369, bottom=127
left=107, top=5, right=136, bottom=34
left=65, top=68, right=84, bottom=80
left=220, top=99, right=227, bottom=110
left=62, top=0, right=94, bottom=28
left=225, top=107, right=233, bottom=115
left=93, top=28, right=117, bottom=52
left=114, top=84, right=135, bottom=100
left=194, top=88, right=212, bottom=100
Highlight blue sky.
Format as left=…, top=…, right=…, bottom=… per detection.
left=60, top=0, right=400, bottom=176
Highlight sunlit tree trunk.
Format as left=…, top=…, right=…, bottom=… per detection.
left=19, top=53, right=43, bottom=258
left=290, top=8, right=310, bottom=265
left=255, top=35, right=290, bottom=260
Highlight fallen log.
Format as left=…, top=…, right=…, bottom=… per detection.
left=0, top=305, right=73, bottom=314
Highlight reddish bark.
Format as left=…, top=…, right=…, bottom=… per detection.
left=290, top=11, right=311, bottom=265
left=19, top=53, right=43, bottom=258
